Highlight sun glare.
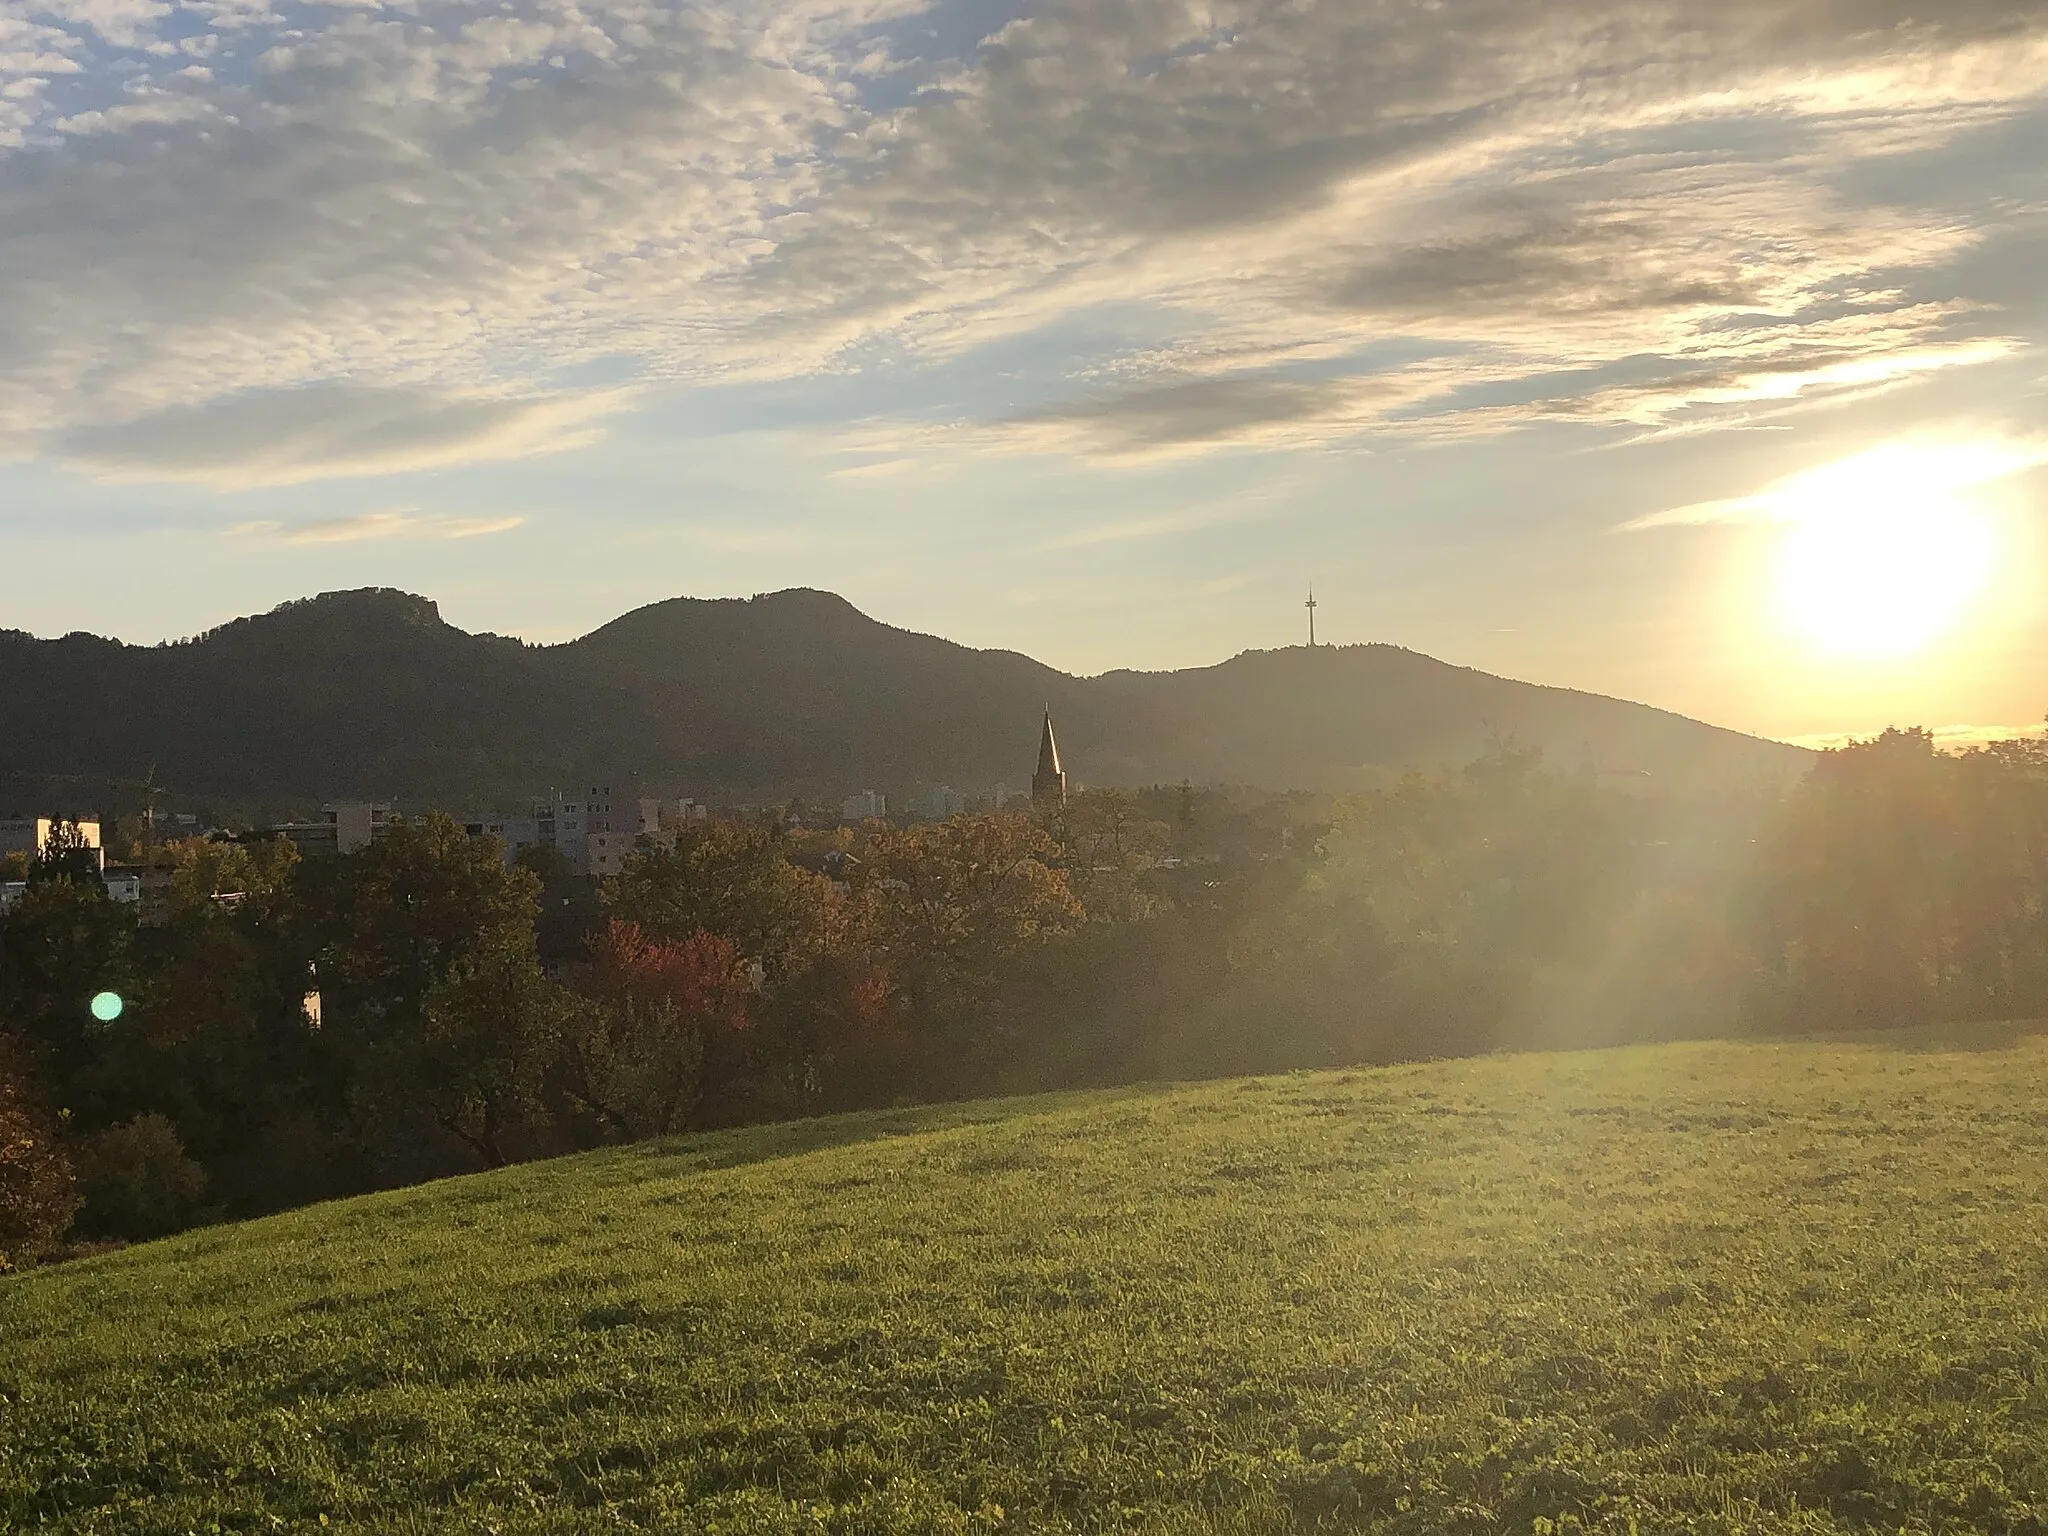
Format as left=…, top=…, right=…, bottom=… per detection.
left=1764, top=441, right=2014, bottom=660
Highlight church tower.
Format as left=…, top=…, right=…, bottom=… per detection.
left=1032, top=707, right=1067, bottom=809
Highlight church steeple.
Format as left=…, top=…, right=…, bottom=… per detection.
left=1032, top=706, right=1067, bottom=808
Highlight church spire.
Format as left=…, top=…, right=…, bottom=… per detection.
left=1032, top=706, right=1067, bottom=808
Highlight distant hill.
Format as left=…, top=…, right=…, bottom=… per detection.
left=0, top=587, right=1807, bottom=814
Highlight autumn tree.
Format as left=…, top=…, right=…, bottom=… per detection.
left=1058, top=789, right=1172, bottom=924
left=557, top=919, right=754, bottom=1142
left=0, top=1038, right=77, bottom=1270
left=850, top=814, right=1080, bottom=1021
left=606, top=821, right=844, bottom=986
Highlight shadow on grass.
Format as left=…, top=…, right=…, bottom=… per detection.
left=1779, top=1017, right=2048, bottom=1054
left=591, top=1081, right=1163, bottom=1184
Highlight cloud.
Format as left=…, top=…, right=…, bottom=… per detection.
left=0, top=0, right=2044, bottom=473
left=1624, top=433, right=2048, bottom=530
left=226, top=506, right=526, bottom=543
left=829, top=456, right=920, bottom=480
left=54, top=384, right=626, bottom=487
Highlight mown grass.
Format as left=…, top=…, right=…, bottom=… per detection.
left=5, top=1038, right=2048, bottom=1534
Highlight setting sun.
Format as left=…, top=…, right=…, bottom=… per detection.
left=1761, top=441, right=2019, bottom=659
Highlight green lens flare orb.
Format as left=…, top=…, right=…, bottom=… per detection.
left=90, top=991, right=124, bottom=1023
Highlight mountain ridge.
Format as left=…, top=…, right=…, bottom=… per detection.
left=0, top=587, right=1808, bottom=813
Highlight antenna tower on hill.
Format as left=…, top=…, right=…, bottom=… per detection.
left=1305, top=587, right=1318, bottom=648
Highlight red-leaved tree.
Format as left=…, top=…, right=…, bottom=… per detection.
left=557, top=921, right=752, bottom=1143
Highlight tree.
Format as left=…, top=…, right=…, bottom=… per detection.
left=0, top=876, right=134, bottom=1108
left=110, top=834, right=328, bottom=1216
left=71, top=1113, right=210, bottom=1241
left=557, top=920, right=753, bottom=1142
left=1058, top=790, right=1172, bottom=924
left=27, top=819, right=101, bottom=887
left=1751, top=728, right=2048, bottom=1028
left=850, top=814, right=1080, bottom=1021
left=607, top=822, right=844, bottom=986
left=415, top=938, right=567, bottom=1169
left=0, top=1038, right=77, bottom=1270
left=299, top=813, right=549, bottom=1175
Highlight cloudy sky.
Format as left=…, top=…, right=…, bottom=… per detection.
left=3, top=0, right=2045, bottom=742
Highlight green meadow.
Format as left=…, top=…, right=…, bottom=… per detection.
left=5, top=1038, right=2048, bottom=1534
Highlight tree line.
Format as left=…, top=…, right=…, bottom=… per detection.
left=4, top=725, right=2045, bottom=1268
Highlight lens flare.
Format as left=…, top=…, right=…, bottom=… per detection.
left=90, top=990, right=124, bottom=1022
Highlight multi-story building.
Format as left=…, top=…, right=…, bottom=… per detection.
left=456, top=813, right=544, bottom=865
left=274, top=802, right=390, bottom=857
left=0, top=816, right=105, bottom=870
left=585, top=829, right=639, bottom=879
left=638, top=797, right=710, bottom=835
left=528, top=780, right=648, bottom=875
left=841, top=789, right=888, bottom=822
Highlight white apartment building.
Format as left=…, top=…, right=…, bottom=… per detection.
left=529, top=780, right=655, bottom=876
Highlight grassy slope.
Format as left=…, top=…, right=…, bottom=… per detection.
left=4, top=1040, right=2048, bottom=1535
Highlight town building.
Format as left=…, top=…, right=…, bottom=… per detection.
left=841, top=789, right=888, bottom=821
left=639, top=797, right=709, bottom=835
left=274, top=802, right=390, bottom=858
left=457, top=813, right=545, bottom=864
left=0, top=816, right=105, bottom=870
left=586, top=829, right=639, bottom=879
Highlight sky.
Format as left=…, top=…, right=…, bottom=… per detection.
left=2, top=0, right=2045, bottom=745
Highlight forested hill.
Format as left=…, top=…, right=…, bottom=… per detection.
left=0, top=587, right=1808, bottom=812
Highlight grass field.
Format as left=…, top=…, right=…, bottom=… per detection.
left=5, top=1038, right=2048, bottom=1534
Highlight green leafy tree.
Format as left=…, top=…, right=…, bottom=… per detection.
left=72, top=1112, right=211, bottom=1241
left=607, top=822, right=844, bottom=986
left=0, top=876, right=134, bottom=1108
left=851, top=814, right=1080, bottom=1022
left=111, top=834, right=329, bottom=1215
left=416, top=938, right=567, bottom=1169
left=1752, top=728, right=2048, bottom=1028
left=300, top=813, right=549, bottom=1174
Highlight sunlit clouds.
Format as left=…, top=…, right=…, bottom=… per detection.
left=3, top=0, right=2045, bottom=470
left=227, top=508, right=529, bottom=545
left=1631, top=435, right=2044, bottom=660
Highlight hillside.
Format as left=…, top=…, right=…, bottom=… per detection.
left=4, top=1038, right=2046, bottom=1533
left=0, top=588, right=1808, bottom=813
